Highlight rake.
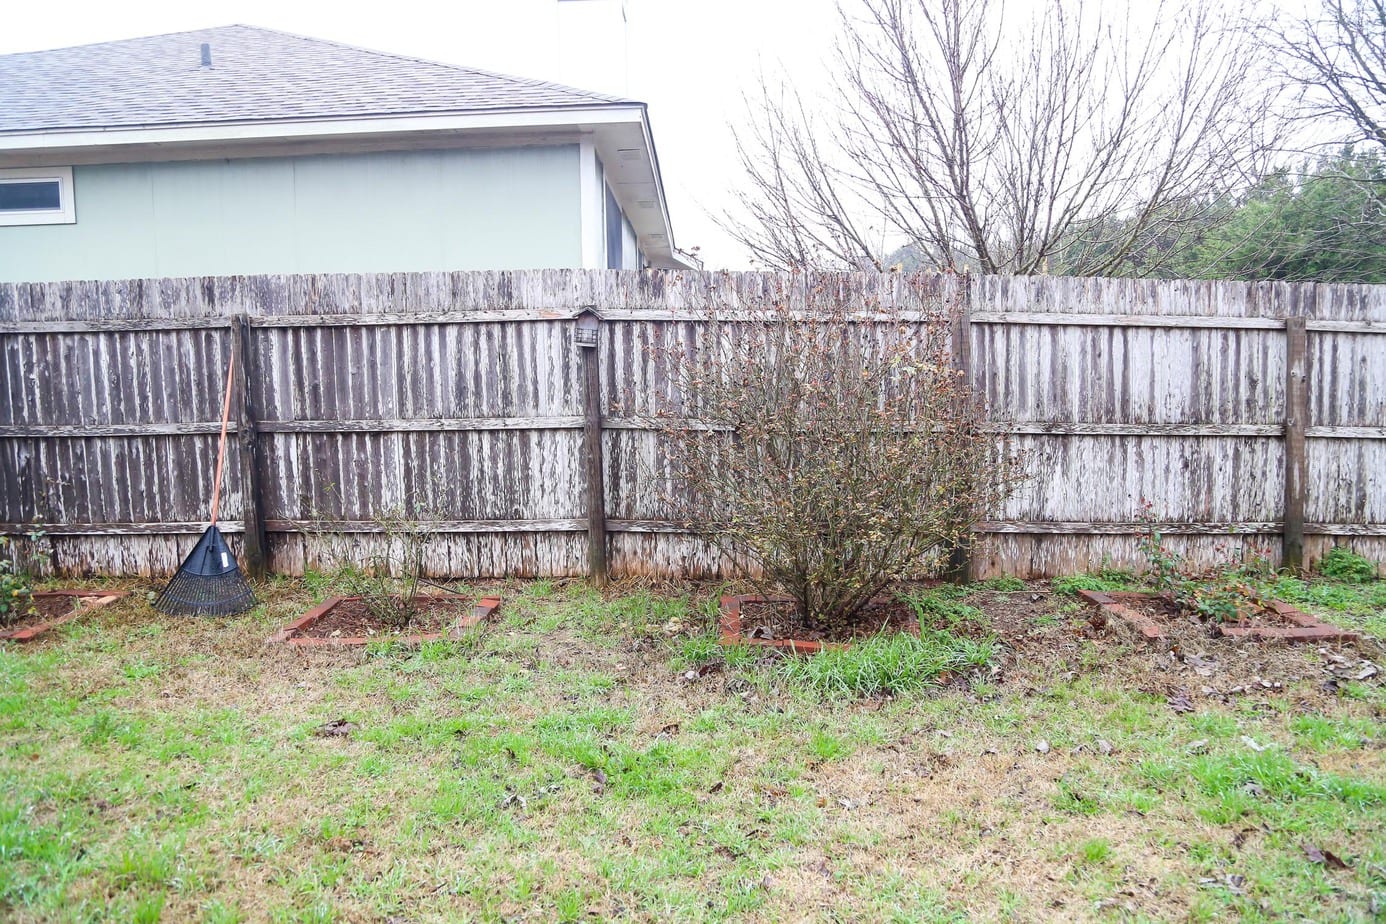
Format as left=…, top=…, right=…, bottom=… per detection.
left=153, top=351, right=257, bottom=616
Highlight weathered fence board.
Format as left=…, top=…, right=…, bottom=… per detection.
left=1, top=270, right=1382, bottom=579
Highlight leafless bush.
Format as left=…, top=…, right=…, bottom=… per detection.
left=655, top=285, right=1021, bottom=634
left=337, top=506, right=433, bottom=631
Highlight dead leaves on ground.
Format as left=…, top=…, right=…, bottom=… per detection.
left=1302, top=843, right=1351, bottom=870
left=1166, top=692, right=1195, bottom=714
left=680, top=662, right=723, bottom=682
left=311, top=718, right=358, bottom=738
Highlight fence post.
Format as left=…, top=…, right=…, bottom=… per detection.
left=946, top=281, right=974, bottom=584
left=576, top=310, right=608, bottom=585
left=1282, top=307, right=1309, bottom=574
left=231, top=315, right=268, bottom=579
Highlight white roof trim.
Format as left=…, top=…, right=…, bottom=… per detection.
left=0, top=104, right=648, bottom=150
left=631, top=113, right=678, bottom=270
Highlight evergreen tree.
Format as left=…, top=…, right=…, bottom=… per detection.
left=1174, top=148, right=1386, bottom=283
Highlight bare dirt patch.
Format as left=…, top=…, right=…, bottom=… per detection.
left=1, top=591, right=125, bottom=641
left=273, top=593, right=499, bottom=645
left=2, top=595, right=76, bottom=634
left=297, top=596, right=464, bottom=638
left=1081, top=590, right=1358, bottom=645
left=729, top=595, right=919, bottom=647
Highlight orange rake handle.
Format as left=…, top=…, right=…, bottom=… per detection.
left=208, top=351, right=236, bottom=525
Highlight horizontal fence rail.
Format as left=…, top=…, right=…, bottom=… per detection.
left=2, top=269, right=1383, bottom=579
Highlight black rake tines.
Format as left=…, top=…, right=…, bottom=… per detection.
left=154, top=524, right=256, bottom=616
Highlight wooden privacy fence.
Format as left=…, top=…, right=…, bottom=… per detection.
left=1, top=270, right=1382, bottom=579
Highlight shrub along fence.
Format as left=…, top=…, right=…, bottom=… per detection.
left=0, top=270, right=1381, bottom=579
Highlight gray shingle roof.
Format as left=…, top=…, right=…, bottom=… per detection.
left=0, top=24, right=636, bottom=133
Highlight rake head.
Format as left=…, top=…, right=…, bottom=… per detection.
left=154, top=524, right=257, bottom=616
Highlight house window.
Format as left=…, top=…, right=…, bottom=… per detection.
left=0, top=167, right=76, bottom=226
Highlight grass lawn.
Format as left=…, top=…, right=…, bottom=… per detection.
left=1, top=574, right=1383, bottom=922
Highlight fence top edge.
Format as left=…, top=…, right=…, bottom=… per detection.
left=3, top=270, right=1385, bottom=323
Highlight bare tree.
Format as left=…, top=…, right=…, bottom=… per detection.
left=727, top=0, right=1275, bottom=275
left=1268, top=0, right=1386, bottom=151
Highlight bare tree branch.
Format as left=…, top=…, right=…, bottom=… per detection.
left=1267, top=0, right=1386, bottom=151
left=725, top=0, right=1275, bottom=275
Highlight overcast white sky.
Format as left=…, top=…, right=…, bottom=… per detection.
left=1, top=0, right=847, bottom=269
left=4, top=0, right=1312, bottom=269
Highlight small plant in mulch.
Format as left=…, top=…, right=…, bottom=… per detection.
left=1117, top=503, right=1370, bottom=645
left=655, top=286, right=1023, bottom=644
left=1134, top=501, right=1280, bottom=625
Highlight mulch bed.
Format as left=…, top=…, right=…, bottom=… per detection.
left=720, top=594, right=920, bottom=653
left=274, top=594, right=500, bottom=646
left=0, top=591, right=127, bottom=641
left=958, top=585, right=1377, bottom=722
left=1078, top=590, right=1359, bottom=644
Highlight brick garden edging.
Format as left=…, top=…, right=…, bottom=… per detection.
left=1077, top=590, right=1359, bottom=644
left=0, top=590, right=127, bottom=642
left=719, top=594, right=920, bottom=654
left=272, top=594, right=501, bottom=647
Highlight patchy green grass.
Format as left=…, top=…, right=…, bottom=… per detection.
left=1267, top=575, right=1386, bottom=639
left=778, top=629, right=997, bottom=699
left=0, top=576, right=1381, bottom=922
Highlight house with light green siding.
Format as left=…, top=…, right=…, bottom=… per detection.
left=0, top=25, right=692, bottom=283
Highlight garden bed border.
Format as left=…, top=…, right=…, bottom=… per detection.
left=0, top=590, right=127, bottom=641
left=719, top=593, right=921, bottom=654
left=1077, top=589, right=1360, bottom=644
left=273, top=594, right=501, bottom=647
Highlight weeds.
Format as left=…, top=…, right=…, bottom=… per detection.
left=1135, top=520, right=1383, bottom=632
left=1178, top=571, right=1269, bottom=623
left=901, top=589, right=986, bottom=632
left=1051, top=574, right=1130, bottom=595
left=0, top=526, right=49, bottom=628
left=1135, top=501, right=1184, bottom=594
left=1319, top=546, right=1378, bottom=582
left=1268, top=575, right=1386, bottom=637
left=0, top=537, right=34, bottom=628
left=778, top=629, right=996, bottom=699
left=1134, top=501, right=1293, bottom=623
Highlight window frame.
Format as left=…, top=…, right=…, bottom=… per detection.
left=0, top=166, right=76, bottom=226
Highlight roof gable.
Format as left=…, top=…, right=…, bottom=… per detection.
left=0, top=24, right=635, bottom=133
